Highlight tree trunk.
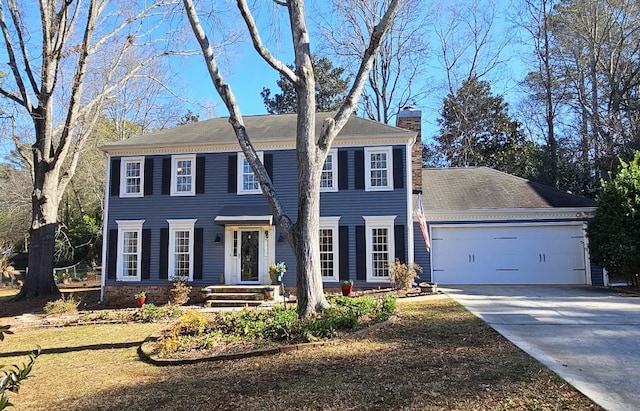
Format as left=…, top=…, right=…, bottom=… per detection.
left=15, top=166, right=61, bottom=300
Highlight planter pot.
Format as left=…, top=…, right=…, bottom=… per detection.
left=419, top=282, right=437, bottom=294
left=341, top=284, right=353, bottom=296
left=135, top=296, right=146, bottom=307
left=263, top=287, right=275, bottom=301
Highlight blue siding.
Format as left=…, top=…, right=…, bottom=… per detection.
left=413, top=222, right=432, bottom=283
left=106, top=145, right=409, bottom=287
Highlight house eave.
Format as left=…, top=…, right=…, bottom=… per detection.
left=418, top=207, right=597, bottom=222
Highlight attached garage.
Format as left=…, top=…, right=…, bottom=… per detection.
left=431, top=224, right=588, bottom=285
left=414, top=167, right=601, bottom=286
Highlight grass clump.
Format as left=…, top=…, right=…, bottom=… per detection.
left=43, top=295, right=80, bottom=315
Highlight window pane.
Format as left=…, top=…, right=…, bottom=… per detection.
left=173, top=230, right=190, bottom=277
left=371, top=227, right=389, bottom=277
left=122, top=231, right=138, bottom=277
left=125, top=161, right=141, bottom=194
left=242, top=159, right=259, bottom=191
left=321, top=155, right=334, bottom=188
left=319, top=228, right=334, bottom=278
left=176, top=159, right=192, bottom=192
left=369, top=152, right=389, bottom=187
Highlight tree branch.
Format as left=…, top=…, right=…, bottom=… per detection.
left=236, top=0, right=298, bottom=84
left=0, top=2, right=32, bottom=111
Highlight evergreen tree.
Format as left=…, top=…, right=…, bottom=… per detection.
left=261, top=55, right=350, bottom=114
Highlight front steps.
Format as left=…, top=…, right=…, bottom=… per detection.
left=201, top=285, right=282, bottom=308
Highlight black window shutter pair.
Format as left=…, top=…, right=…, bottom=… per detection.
left=159, top=227, right=204, bottom=280
left=227, top=153, right=273, bottom=193
left=110, top=158, right=155, bottom=196
left=353, top=224, right=405, bottom=280
left=353, top=148, right=405, bottom=190
left=161, top=156, right=206, bottom=195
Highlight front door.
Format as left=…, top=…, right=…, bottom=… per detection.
left=240, top=230, right=260, bottom=282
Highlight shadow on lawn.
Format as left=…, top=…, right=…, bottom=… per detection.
left=0, top=341, right=144, bottom=358
left=60, top=299, right=598, bottom=411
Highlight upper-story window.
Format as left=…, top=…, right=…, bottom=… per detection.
left=120, top=157, right=145, bottom=198
left=320, top=149, right=338, bottom=192
left=237, top=152, right=263, bottom=195
left=365, top=146, right=393, bottom=191
left=171, top=154, right=195, bottom=196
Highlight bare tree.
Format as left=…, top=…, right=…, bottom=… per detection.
left=433, top=0, right=511, bottom=94
left=0, top=0, right=180, bottom=298
left=319, top=0, right=430, bottom=124
left=183, top=0, right=401, bottom=317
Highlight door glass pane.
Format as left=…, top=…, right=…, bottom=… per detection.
left=240, top=230, right=259, bottom=281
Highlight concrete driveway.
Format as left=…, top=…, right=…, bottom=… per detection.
left=443, top=286, right=640, bottom=411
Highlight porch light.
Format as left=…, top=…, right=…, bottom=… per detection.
left=214, top=234, right=221, bottom=243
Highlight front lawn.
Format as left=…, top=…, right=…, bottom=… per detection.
left=1, top=296, right=600, bottom=410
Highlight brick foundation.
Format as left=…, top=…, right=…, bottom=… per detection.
left=103, top=284, right=205, bottom=307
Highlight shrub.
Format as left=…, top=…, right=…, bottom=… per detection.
left=375, top=294, right=397, bottom=321
left=169, top=280, right=192, bottom=305
left=43, top=295, right=80, bottom=315
left=389, top=259, right=422, bottom=289
left=1, top=325, right=39, bottom=410
left=133, top=303, right=181, bottom=323
left=173, top=310, right=208, bottom=335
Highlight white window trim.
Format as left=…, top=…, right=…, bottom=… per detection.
left=171, top=154, right=196, bottom=196
left=320, top=149, right=338, bottom=192
left=120, top=157, right=145, bottom=198
left=237, top=151, right=264, bottom=195
left=115, top=220, right=145, bottom=281
left=364, top=215, right=396, bottom=282
left=167, top=219, right=197, bottom=281
left=319, top=216, right=341, bottom=282
left=364, top=146, right=393, bottom=191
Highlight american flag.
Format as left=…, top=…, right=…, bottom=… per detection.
left=416, top=195, right=431, bottom=252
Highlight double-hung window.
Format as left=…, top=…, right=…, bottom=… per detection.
left=320, top=149, right=338, bottom=192
left=167, top=219, right=197, bottom=281
left=171, top=154, right=196, bottom=196
left=120, top=157, right=144, bottom=198
left=116, top=220, right=144, bottom=281
left=365, top=146, right=393, bottom=191
left=237, top=152, right=263, bottom=195
left=364, top=216, right=396, bottom=282
left=319, top=217, right=340, bottom=281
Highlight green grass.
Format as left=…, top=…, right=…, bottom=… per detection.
left=0, top=297, right=601, bottom=411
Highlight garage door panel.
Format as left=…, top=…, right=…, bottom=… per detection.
left=432, top=225, right=587, bottom=285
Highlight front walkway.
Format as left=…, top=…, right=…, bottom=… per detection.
left=444, top=285, right=640, bottom=411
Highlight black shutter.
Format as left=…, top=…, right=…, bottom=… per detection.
left=110, top=159, right=120, bottom=197
left=142, top=229, right=151, bottom=279
left=339, top=226, right=349, bottom=281
left=161, top=158, right=171, bottom=195
left=354, top=149, right=365, bottom=189
left=228, top=154, right=237, bottom=193
left=264, top=153, right=274, bottom=182
left=394, top=225, right=406, bottom=263
left=196, top=156, right=206, bottom=194
left=393, top=148, right=404, bottom=189
left=144, top=158, right=153, bottom=196
left=107, top=229, right=117, bottom=279
left=338, top=150, right=348, bottom=190
left=355, top=225, right=366, bottom=281
left=159, top=228, right=169, bottom=279
left=193, top=227, right=203, bottom=280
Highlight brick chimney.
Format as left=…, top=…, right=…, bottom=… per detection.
left=396, top=106, right=422, bottom=192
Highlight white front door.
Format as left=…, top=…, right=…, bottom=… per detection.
left=224, top=226, right=275, bottom=285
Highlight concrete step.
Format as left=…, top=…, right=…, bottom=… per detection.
left=202, top=285, right=279, bottom=294
left=205, top=292, right=265, bottom=301
left=204, top=299, right=264, bottom=308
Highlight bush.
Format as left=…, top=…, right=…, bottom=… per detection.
left=389, top=259, right=422, bottom=289
left=1, top=325, right=39, bottom=410
left=375, top=294, right=397, bottom=321
left=43, top=295, right=81, bottom=315
left=173, top=310, right=208, bottom=335
left=133, top=304, right=181, bottom=323
left=169, top=280, right=192, bottom=305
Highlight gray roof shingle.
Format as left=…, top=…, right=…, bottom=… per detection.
left=421, top=167, right=596, bottom=209
left=101, top=112, right=414, bottom=152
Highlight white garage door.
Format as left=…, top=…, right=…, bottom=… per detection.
left=431, top=224, right=588, bottom=285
